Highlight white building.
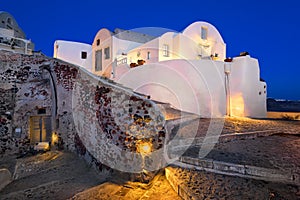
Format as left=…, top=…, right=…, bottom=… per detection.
left=53, top=21, right=267, bottom=118
left=0, top=11, right=34, bottom=55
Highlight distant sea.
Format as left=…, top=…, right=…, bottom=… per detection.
left=267, top=98, right=300, bottom=112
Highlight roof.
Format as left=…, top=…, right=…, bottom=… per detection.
left=113, top=28, right=156, bottom=43
left=0, top=11, right=26, bottom=39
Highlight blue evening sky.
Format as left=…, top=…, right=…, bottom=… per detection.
left=1, top=0, right=300, bottom=100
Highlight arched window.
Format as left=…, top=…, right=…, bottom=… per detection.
left=6, top=17, right=13, bottom=29
left=7, top=18, right=12, bottom=25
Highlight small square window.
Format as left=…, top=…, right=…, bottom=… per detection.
left=96, top=39, right=100, bottom=46
left=81, top=51, right=87, bottom=59
left=38, top=108, right=46, bottom=114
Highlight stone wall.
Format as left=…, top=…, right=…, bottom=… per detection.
left=0, top=51, right=52, bottom=155
left=0, top=50, right=166, bottom=174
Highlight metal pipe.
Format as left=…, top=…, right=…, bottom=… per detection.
left=224, top=58, right=232, bottom=116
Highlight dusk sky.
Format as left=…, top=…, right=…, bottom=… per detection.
left=1, top=0, right=300, bottom=100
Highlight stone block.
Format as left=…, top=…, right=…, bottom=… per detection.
left=212, top=160, right=245, bottom=174
left=0, top=168, right=11, bottom=191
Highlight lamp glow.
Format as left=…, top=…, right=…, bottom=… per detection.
left=137, top=141, right=152, bottom=155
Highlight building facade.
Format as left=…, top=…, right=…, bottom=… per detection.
left=53, top=21, right=267, bottom=118
left=0, top=11, right=34, bottom=54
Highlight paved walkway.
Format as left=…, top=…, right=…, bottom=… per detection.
left=184, top=134, right=300, bottom=171
left=167, top=117, right=300, bottom=199
left=166, top=166, right=300, bottom=200
left=0, top=151, right=107, bottom=200
left=167, top=116, right=300, bottom=139
left=0, top=151, right=179, bottom=200
left=71, top=172, right=181, bottom=200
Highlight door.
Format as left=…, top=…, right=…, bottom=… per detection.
left=95, top=49, right=102, bottom=71
left=29, top=116, right=52, bottom=145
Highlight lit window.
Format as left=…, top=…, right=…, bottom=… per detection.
left=201, top=26, right=208, bottom=40
left=162, top=44, right=169, bottom=57
left=96, top=39, right=100, bottom=46
left=104, top=47, right=110, bottom=59
left=81, top=51, right=87, bottom=59
left=147, top=51, right=150, bottom=60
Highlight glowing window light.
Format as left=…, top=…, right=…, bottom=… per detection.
left=230, top=93, right=245, bottom=117
left=52, top=132, right=58, bottom=144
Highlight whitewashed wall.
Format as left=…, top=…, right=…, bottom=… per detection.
left=116, top=59, right=227, bottom=117
left=115, top=56, right=266, bottom=118
left=229, top=55, right=267, bottom=118
left=183, top=21, right=226, bottom=60
left=112, top=37, right=143, bottom=60
left=92, top=28, right=112, bottom=76
left=158, top=32, right=177, bottom=61
left=127, top=38, right=159, bottom=64
left=53, top=40, right=92, bottom=72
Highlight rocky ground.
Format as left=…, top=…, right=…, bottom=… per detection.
left=0, top=117, right=299, bottom=199
left=0, top=151, right=179, bottom=200
left=166, top=166, right=300, bottom=200
left=0, top=151, right=107, bottom=200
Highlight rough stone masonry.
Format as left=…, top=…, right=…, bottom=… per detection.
left=0, top=50, right=166, bottom=176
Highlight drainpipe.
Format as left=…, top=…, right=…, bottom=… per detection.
left=224, top=58, right=232, bottom=116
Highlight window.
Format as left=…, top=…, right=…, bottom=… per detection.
left=104, top=47, right=110, bottom=59
left=162, top=44, right=169, bottom=57
left=81, top=51, right=87, bottom=59
left=95, top=50, right=102, bottom=71
left=201, top=26, right=208, bottom=40
left=7, top=18, right=12, bottom=25
left=38, top=108, right=46, bottom=114
left=96, top=39, right=100, bottom=46
left=147, top=51, right=150, bottom=60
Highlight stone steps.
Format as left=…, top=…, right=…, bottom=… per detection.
left=177, top=157, right=298, bottom=185
left=166, top=163, right=300, bottom=200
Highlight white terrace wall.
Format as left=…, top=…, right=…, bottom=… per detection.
left=116, top=59, right=227, bottom=118
left=115, top=56, right=267, bottom=118
left=229, top=55, right=267, bottom=118
left=53, top=40, right=92, bottom=72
